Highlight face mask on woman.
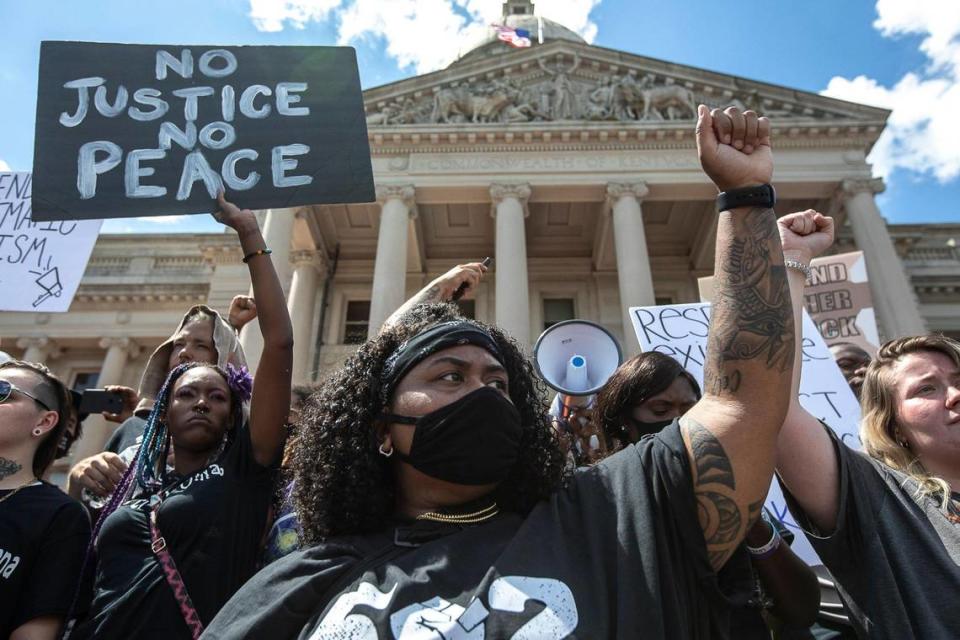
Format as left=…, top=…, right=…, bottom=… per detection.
left=381, top=386, right=523, bottom=486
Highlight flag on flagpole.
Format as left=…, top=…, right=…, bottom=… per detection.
left=492, top=24, right=532, bottom=48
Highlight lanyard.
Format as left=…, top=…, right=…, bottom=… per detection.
left=149, top=493, right=205, bottom=639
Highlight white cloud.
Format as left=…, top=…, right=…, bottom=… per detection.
left=135, top=215, right=188, bottom=224
left=249, top=0, right=343, bottom=32
left=821, top=0, right=960, bottom=182
left=0, top=159, right=9, bottom=172
left=249, top=0, right=601, bottom=73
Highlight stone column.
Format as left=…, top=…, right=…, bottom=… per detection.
left=16, top=336, right=60, bottom=364
left=368, top=185, right=416, bottom=338
left=287, top=250, right=323, bottom=384
left=491, top=183, right=532, bottom=348
left=842, top=178, right=926, bottom=338
left=607, top=182, right=656, bottom=355
left=239, top=208, right=296, bottom=372
left=72, top=337, right=141, bottom=461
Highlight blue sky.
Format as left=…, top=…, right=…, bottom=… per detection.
left=1, top=0, right=957, bottom=233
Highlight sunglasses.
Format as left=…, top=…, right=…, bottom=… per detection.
left=0, top=379, right=53, bottom=411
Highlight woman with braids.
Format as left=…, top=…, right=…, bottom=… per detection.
left=774, top=209, right=960, bottom=638
left=593, top=351, right=819, bottom=638
left=0, top=360, right=89, bottom=640
left=206, top=107, right=804, bottom=639
left=72, top=193, right=292, bottom=639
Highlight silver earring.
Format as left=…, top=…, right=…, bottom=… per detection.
left=378, top=443, right=393, bottom=458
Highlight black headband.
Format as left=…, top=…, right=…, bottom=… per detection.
left=380, top=321, right=504, bottom=404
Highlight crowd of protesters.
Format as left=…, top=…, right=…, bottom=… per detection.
left=2, top=106, right=958, bottom=640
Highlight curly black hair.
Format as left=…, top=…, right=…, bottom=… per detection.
left=291, top=303, right=568, bottom=543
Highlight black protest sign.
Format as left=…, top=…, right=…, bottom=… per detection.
left=32, top=41, right=375, bottom=221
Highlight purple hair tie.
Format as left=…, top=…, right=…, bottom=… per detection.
left=226, top=364, right=253, bottom=402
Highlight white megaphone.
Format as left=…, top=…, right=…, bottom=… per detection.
left=533, top=319, right=623, bottom=418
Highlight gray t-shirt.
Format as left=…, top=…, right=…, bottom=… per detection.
left=780, top=426, right=960, bottom=639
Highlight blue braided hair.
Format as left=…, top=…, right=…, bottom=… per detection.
left=63, top=362, right=246, bottom=637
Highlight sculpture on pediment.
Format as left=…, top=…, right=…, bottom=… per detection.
left=538, top=54, right=581, bottom=120
left=366, top=103, right=399, bottom=125
left=431, top=81, right=520, bottom=123
left=585, top=75, right=617, bottom=120
left=613, top=72, right=698, bottom=121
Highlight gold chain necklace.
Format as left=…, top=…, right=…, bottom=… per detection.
left=0, top=478, right=38, bottom=505
left=416, top=502, right=499, bottom=525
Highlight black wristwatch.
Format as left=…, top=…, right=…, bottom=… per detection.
left=716, top=184, right=776, bottom=212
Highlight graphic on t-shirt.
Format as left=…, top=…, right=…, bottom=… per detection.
left=310, top=575, right=578, bottom=639
left=0, top=548, right=21, bottom=579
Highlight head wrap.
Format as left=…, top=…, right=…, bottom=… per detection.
left=380, top=321, right=504, bottom=404
left=135, top=305, right=246, bottom=417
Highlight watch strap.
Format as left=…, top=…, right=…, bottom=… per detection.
left=716, top=184, right=776, bottom=212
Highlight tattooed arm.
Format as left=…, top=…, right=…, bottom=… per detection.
left=381, top=261, right=489, bottom=330
left=682, top=106, right=795, bottom=570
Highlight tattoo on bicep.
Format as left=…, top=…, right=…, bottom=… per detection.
left=0, top=457, right=23, bottom=481
left=681, top=416, right=752, bottom=568
left=705, top=207, right=794, bottom=395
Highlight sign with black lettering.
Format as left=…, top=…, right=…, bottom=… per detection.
left=0, top=172, right=102, bottom=312
left=629, top=302, right=861, bottom=566
left=806, top=251, right=879, bottom=355
left=31, top=41, right=375, bottom=221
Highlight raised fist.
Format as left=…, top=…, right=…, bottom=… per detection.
left=228, top=295, right=258, bottom=331
left=777, top=209, right=835, bottom=264
left=696, top=105, right=773, bottom=194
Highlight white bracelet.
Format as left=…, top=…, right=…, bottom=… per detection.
left=746, top=526, right=781, bottom=558
left=783, top=259, right=811, bottom=280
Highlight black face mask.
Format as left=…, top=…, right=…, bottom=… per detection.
left=381, top=386, right=522, bottom=486
left=622, top=416, right=673, bottom=442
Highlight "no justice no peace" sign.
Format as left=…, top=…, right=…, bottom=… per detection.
left=31, top=41, right=375, bottom=221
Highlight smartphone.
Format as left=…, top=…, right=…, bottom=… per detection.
left=79, top=389, right=124, bottom=415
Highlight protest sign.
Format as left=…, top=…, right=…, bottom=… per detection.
left=0, top=172, right=102, bottom=312
left=32, top=42, right=375, bottom=221
left=806, top=251, right=879, bottom=355
left=629, top=302, right=861, bottom=565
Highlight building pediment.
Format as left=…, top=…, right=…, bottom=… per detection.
left=363, top=41, right=889, bottom=132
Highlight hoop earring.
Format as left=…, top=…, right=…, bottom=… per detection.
left=378, top=442, right=393, bottom=458
left=32, top=427, right=43, bottom=437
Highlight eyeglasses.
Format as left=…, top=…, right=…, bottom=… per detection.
left=0, top=379, right=53, bottom=411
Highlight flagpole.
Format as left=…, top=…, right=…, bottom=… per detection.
left=537, top=14, right=544, bottom=44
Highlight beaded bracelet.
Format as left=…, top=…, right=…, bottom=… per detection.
left=242, top=248, right=272, bottom=264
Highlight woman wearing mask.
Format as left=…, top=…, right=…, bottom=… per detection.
left=202, top=104, right=800, bottom=640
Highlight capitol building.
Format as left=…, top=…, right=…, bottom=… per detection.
left=2, top=1, right=958, bottom=467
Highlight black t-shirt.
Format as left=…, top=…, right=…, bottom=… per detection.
left=103, top=415, right=147, bottom=454
left=0, top=481, right=91, bottom=637
left=780, top=425, right=960, bottom=639
left=204, top=421, right=753, bottom=639
left=74, top=425, right=276, bottom=639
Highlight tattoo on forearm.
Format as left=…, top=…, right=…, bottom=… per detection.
left=0, top=457, right=23, bottom=481
left=705, top=207, right=793, bottom=396
left=409, top=283, right=443, bottom=306
left=681, top=416, right=755, bottom=568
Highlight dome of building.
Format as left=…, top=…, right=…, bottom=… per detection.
left=453, top=1, right=586, bottom=65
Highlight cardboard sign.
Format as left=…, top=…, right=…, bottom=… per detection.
left=806, top=251, right=879, bottom=355
left=0, top=172, right=102, bottom=312
left=32, top=42, right=375, bottom=221
left=629, top=302, right=861, bottom=565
